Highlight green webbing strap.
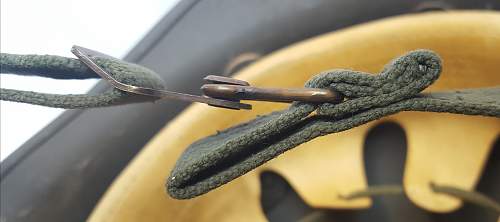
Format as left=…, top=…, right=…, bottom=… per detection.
left=167, top=50, right=500, bottom=199
left=0, top=53, right=166, bottom=108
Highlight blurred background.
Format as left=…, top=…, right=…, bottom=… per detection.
left=0, top=0, right=179, bottom=161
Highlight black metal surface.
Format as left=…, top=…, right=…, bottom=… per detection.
left=1, top=0, right=498, bottom=221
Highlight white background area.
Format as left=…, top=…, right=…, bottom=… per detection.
left=1, top=0, right=180, bottom=161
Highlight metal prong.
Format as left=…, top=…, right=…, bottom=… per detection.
left=202, top=84, right=344, bottom=103
left=203, top=75, right=250, bottom=86
left=71, top=45, right=251, bottom=110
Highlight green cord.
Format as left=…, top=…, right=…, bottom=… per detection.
left=299, top=184, right=499, bottom=222
left=430, top=183, right=500, bottom=213
left=338, top=185, right=403, bottom=200
left=0, top=53, right=98, bottom=79
left=340, top=184, right=500, bottom=214
left=0, top=53, right=166, bottom=108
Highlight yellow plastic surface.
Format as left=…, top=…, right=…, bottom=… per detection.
left=89, top=11, right=500, bottom=221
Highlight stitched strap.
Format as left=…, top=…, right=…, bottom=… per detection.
left=0, top=53, right=166, bottom=108
left=167, top=50, right=500, bottom=199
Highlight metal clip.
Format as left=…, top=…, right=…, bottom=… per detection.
left=72, top=45, right=343, bottom=110
left=72, top=45, right=250, bottom=110
left=202, top=75, right=343, bottom=104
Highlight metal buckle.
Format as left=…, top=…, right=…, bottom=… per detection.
left=72, top=45, right=343, bottom=110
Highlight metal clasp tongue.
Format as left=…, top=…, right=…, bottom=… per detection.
left=71, top=45, right=250, bottom=110
left=202, top=75, right=343, bottom=104
left=72, top=45, right=343, bottom=110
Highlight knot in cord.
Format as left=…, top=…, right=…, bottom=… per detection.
left=301, top=49, right=442, bottom=117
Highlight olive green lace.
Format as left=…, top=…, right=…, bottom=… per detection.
left=0, top=53, right=165, bottom=108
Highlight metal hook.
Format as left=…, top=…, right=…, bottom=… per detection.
left=72, top=45, right=343, bottom=110
left=71, top=45, right=250, bottom=110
